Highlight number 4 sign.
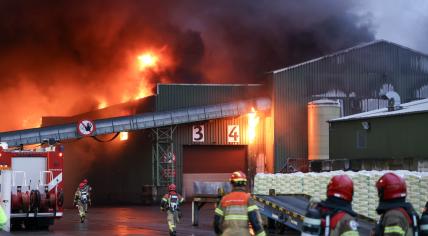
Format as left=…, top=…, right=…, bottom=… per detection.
left=227, top=125, right=240, bottom=143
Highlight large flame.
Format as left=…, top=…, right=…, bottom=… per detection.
left=137, top=53, right=158, bottom=71
left=247, top=107, right=260, bottom=144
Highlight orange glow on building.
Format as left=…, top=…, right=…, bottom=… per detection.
left=120, top=132, right=128, bottom=141
left=247, top=107, right=260, bottom=143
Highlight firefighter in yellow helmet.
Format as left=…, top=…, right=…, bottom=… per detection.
left=214, top=171, right=265, bottom=236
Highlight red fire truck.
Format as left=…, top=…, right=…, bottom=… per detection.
left=0, top=143, right=64, bottom=231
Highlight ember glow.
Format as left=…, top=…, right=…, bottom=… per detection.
left=247, top=107, right=260, bottom=143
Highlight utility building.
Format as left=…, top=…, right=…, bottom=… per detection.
left=329, top=95, right=428, bottom=171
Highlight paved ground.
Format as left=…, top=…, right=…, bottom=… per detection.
left=1, top=204, right=298, bottom=235
left=2, top=204, right=215, bottom=236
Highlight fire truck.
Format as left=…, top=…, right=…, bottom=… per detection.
left=0, top=142, right=64, bottom=231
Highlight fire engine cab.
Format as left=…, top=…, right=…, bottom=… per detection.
left=0, top=142, right=64, bottom=231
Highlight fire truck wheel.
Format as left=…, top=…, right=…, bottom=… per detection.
left=30, top=190, right=41, bottom=211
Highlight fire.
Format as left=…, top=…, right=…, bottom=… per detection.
left=247, top=107, right=260, bottom=144
left=120, top=132, right=128, bottom=141
left=98, top=100, right=108, bottom=109
left=137, top=53, right=158, bottom=71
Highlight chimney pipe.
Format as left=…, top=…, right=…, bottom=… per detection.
left=381, top=91, right=402, bottom=111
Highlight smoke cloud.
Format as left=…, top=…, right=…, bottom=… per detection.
left=0, top=0, right=374, bottom=131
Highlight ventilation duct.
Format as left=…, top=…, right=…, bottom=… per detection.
left=381, top=91, right=402, bottom=111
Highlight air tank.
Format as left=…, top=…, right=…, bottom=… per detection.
left=308, top=99, right=341, bottom=160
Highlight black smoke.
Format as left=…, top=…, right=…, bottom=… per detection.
left=0, top=0, right=373, bottom=130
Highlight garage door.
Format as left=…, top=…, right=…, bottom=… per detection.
left=183, top=145, right=247, bottom=198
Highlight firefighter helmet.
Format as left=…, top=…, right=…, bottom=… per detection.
left=327, top=175, right=354, bottom=202
left=168, top=184, right=176, bottom=192
left=230, top=171, right=247, bottom=186
left=82, top=179, right=88, bottom=184
left=376, top=172, right=407, bottom=200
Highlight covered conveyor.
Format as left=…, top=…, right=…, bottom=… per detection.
left=0, top=97, right=271, bottom=147
left=252, top=194, right=375, bottom=235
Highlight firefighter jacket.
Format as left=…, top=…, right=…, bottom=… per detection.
left=318, top=197, right=360, bottom=236
left=375, top=199, right=419, bottom=236
left=0, top=204, right=6, bottom=229
left=160, top=191, right=184, bottom=212
left=214, top=187, right=265, bottom=236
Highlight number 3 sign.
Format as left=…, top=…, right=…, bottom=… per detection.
left=192, top=125, right=204, bottom=142
left=227, top=125, right=240, bottom=143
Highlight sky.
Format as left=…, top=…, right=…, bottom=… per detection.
left=355, top=0, right=428, bottom=53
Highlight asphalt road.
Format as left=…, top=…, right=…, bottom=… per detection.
left=1, top=204, right=215, bottom=236
left=1, top=204, right=298, bottom=236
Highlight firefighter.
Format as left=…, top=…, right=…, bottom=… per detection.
left=160, top=184, right=184, bottom=236
left=81, top=179, right=92, bottom=212
left=302, top=175, right=359, bottom=236
left=74, top=182, right=90, bottom=223
left=0, top=197, right=7, bottom=229
left=374, top=172, right=419, bottom=236
left=214, top=171, right=265, bottom=236
left=420, top=201, right=428, bottom=236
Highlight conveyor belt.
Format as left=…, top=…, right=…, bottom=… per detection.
left=253, top=194, right=375, bottom=234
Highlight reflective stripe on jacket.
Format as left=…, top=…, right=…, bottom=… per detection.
left=214, top=190, right=265, bottom=236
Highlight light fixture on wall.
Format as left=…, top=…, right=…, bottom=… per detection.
left=361, top=121, right=370, bottom=130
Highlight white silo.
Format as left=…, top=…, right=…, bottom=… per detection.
left=308, top=99, right=341, bottom=160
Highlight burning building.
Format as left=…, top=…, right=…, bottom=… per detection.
left=1, top=40, right=413, bottom=205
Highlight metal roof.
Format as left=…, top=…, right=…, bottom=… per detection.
left=271, top=40, right=428, bottom=74
left=330, top=98, right=428, bottom=122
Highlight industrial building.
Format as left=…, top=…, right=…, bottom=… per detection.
left=3, top=39, right=428, bottom=204
left=270, top=40, right=428, bottom=171
left=329, top=96, right=428, bottom=171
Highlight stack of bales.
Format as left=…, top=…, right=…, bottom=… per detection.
left=405, top=172, right=421, bottom=213
left=420, top=173, right=428, bottom=211
left=254, top=170, right=428, bottom=220
left=253, top=173, right=274, bottom=195
left=348, top=171, right=369, bottom=217
left=367, top=171, right=382, bottom=220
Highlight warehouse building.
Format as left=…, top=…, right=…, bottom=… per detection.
left=329, top=95, right=428, bottom=171
left=36, top=40, right=428, bottom=203
left=270, top=40, right=428, bottom=171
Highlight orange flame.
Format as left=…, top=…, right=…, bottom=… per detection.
left=247, top=107, right=260, bottom=144
left=98, top=100, right=108, bottom=109
left=137, top=53, right=158, bottom=71
left=120, top=132, right=128, bottom=141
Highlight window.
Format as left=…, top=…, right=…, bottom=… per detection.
left=356, top=130, right=367, bottom=149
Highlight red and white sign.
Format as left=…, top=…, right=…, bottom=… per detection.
left=227, top=125, right=240, bottom=143
left=77, top=119, right=96, bottom=136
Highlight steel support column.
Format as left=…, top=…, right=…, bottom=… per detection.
left=152, top=126, right=177, bottom=189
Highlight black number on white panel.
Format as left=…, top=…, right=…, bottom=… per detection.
left=192, top=125, right=204, bottom=142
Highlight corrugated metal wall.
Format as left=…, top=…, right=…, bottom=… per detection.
left=172, top=115, right=268, bottom=190
left=156, top=84, right=267, bottom=111
left=272, top=41, right=428, bottom=171
left=156, top=84, right=272, bottom=191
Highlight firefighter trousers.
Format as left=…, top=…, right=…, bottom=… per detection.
left=77, top=202, right=87, bottom=219
left=167, top=210, right=179, bottom=234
